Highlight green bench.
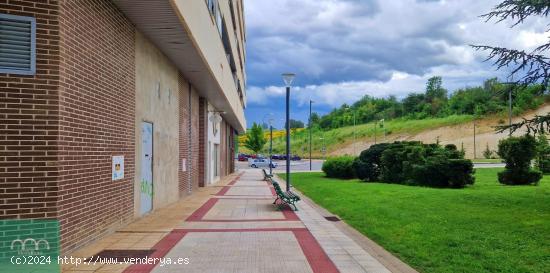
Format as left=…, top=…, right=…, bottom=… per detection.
left=262, top=168, right=273, bottom=181
left=271, top=181, right=300, bottom=211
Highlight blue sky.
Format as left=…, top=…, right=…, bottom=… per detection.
left=243, top=0, right=548, bottom=129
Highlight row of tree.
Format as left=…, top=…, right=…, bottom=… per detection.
left=315, top=77, right=547, bottom=130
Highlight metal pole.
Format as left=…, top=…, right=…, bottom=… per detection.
left=374, top=122, right=377, bottom=144
left=269, top=125, right=273, bottom=175
left=383, top=120, right=386, bottom=142
left=508, top=87, right=512, bottom=136
left=309, top=100, right=312, bottom=171
left=508, top=74, right=514, bottom=136
left=353, top=111, right=356, bottom=155
left=285, top=86, right=291, bottom=191
left=473, top=118, right=476, bottom=159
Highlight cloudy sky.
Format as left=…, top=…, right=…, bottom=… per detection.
left=243, top=0, right=549, bottom=128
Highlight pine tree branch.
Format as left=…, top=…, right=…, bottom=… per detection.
left=482, top=0, right=550, bottom=26
left=471, top=45, right=550, bottom=85
left=496, top=114, right=550, bottom=135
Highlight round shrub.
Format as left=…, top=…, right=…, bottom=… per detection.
left=322, top=156, right=356, bottom=179
left=497, top=135, right=542, bottom=185
left=498, top=169, right=542, bottom=185
left=412, top=158, right=475, bottom=188
left=353, top=143, right=390, bottom=182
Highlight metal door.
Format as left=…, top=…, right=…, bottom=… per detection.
left=140, top=122, right=153, bottom=215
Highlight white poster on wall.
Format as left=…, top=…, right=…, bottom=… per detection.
left=112, top=155, right=124, bottom=180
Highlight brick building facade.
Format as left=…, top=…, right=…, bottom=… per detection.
left=1, top=0, right=246, bottom=254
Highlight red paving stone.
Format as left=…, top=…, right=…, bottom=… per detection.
left=124, top=171, right=340, bottom=273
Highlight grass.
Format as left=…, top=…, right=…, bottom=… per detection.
left=255, top=115, right=474, bottom=157
left=281, top=169, right=550, bottom=273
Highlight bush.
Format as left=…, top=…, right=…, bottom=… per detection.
left=497, top=169, right=542, bottom=185
left=322, top=156, right=356, bottom=179
left=351, top=141, right=475, bottom=188
left=483, top=143, right=495, bottom=159
left=412, top=158, right=475, bottom=188
left=497, top=135, right=542, bottom=185
left=353, top=143, right=390, bottom=182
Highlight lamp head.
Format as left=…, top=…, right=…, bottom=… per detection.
left=282, top=73, right=296, bottom=87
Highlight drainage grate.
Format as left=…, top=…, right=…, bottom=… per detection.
left=324, top=216, right=341, bottom=222
left=89, top=249, right=155, bottom=261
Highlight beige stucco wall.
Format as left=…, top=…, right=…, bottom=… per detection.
left=171, top=0, right=246, bottom=131
left=134, top=32, right=180, bottom=216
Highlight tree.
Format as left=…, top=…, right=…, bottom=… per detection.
left=472, top=0, right=550, bottom=134
left=425, top=76, right=447, bottom=102
left=309, top=112, right=320, bottom=127
left=287, top=119, right=305, bottom=129
left=244, top=122, right=267, bottom=154
left=497, top=135, right=542, bottom=185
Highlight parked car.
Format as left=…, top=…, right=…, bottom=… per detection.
left=248, top=158, right=277, bottom=168
left=271, top=154, right=282, bottom=160
left=238, top=154, right=248, bottom=161
left=277, top=154, right=301, bottom=161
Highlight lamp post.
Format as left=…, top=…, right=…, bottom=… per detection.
left=374, top=121, right=377, bottom=145
left=269, top=118, right=274, bottom=175
left=344, top=106, right=357, bottom=154
left=380, top=119, right=386, bottom=142
left=263, top=114, right=275, bottom=176
left=320, top=135, right=326, bottom=159
left=282, top=73, right=295, bottom=192
left=309, top=100, right=314, bottom=171
left=473, top=116, right=477, bottom=159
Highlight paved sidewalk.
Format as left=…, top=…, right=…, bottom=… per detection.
left=62, top=170, right=398, bottom=273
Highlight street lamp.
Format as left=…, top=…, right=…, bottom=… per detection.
left=344, top=106, right=357, bottom=155
left=282, top=73, right=295, bottom=192
left=309, top=100, right=314, bottom=171
left=268, top=118, right=274, bottom=175
left=380, top=119, right=386, bottom=142
left=263, top=113, right=275, bottom=176
left=319, top=136, right=326, bottom=159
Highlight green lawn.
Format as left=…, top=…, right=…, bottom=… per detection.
left=283, top=169, right=550, bottom=273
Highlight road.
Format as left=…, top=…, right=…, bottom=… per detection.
left=236, top=159, right=504, bottom=172
left=236, top=159, right=324, bottom=172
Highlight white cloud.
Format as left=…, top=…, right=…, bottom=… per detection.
left=243, top=0, right=550, bottom=129
left=247, top=65, right=501, bottom=109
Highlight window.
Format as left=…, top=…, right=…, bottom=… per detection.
left=0, top=13, right=36, bottom=75
left=215, top=3, right=223, bottom=36
left=206, top=0, right=216, bottom=16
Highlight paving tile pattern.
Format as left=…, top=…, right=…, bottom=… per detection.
left=62, top=170, right=394, bottom=273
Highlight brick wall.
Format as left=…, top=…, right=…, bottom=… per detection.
left=0, top=0, right=60, bottom=219
left=178, top=75, right=192, bottom=196
left=219, top=120, right=235, bottom=177
left=198, top=97, right=207, bottom=187
left=178, top=76, right=202, bottom=196
left=57, top=0, right=135, bottom=253
left=190, top=88, right=200, bottom=191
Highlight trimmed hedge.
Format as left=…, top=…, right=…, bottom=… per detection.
left=322, top=156, right=356, bottom=179
left=353, top=143, right=389, bottom=182
left=354, top=141, right=475, bottom=188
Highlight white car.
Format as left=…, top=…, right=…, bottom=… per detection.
left=248, top=158, right=277, bottom=168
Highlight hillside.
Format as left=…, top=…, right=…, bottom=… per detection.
left=246, top=103, right=550, bottom=159
left=333, top=103, right=550, bottom=159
